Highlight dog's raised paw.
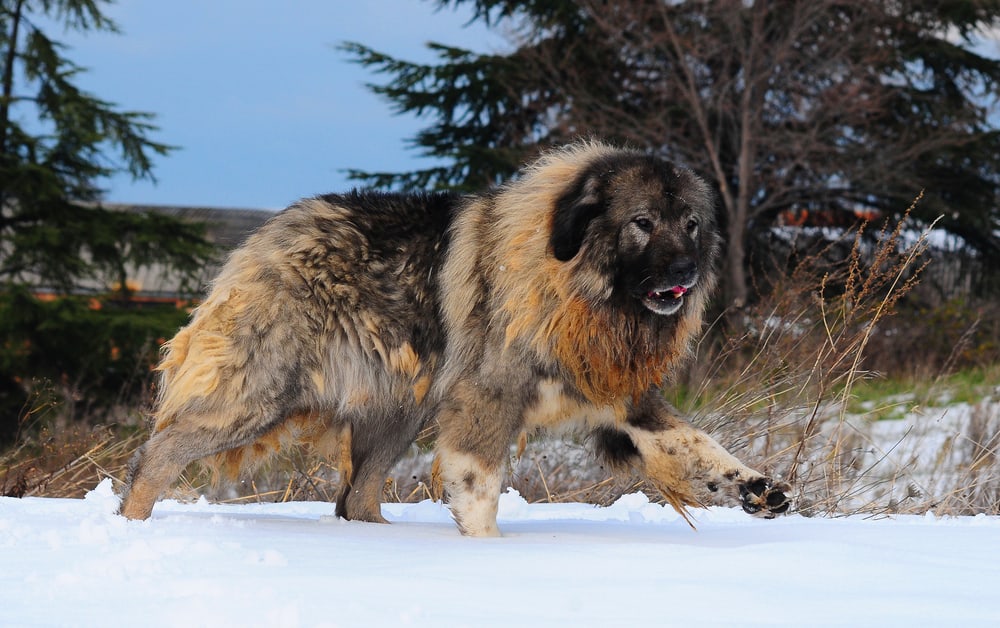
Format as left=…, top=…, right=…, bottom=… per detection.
left=739, top=477, right=791, bottom=518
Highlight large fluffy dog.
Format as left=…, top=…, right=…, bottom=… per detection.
left=119, top=141, right=790, bottom=535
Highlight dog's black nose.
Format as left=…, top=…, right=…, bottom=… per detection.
left=667, top=257, right=698, bottom=286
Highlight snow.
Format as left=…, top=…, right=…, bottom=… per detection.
left=2, top=480, right=999, bottom=627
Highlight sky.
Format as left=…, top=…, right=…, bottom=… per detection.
left=53, top=1, right=505, bottom=210
left=41, top=3, right=1000, bottom=212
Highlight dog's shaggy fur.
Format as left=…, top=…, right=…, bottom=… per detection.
left=119, top=141, right=790, bottom=535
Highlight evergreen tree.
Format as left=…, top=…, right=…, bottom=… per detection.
left=341, top=1, right=587, bottom=192
left=0, top=0, right=214, bottom=439
left=345, top=0, right=1000, bottom=305
left=0, top=0, right=213, bottom=293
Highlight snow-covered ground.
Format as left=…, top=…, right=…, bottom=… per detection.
left=2, top=479, right=998, bottom=627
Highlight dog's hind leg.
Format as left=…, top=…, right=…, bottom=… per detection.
left=118, top=421, right=227, bottom=520
left=333, top=419, right=388, bottom=524
left=334, top=410, right=425, bottom=524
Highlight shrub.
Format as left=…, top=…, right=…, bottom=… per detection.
left=0, top=288, right=189, bottom=443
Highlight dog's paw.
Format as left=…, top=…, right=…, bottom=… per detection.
left=738, top=477, right=791, bottom=518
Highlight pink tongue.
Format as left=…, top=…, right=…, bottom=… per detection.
left=647, top=286, right=688, bottom=298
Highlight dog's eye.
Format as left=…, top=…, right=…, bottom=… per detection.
left=632, top=217, right=654, bottom=233
left=686, top=219, right=699, bottom=235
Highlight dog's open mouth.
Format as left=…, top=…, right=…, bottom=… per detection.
left=641, top=285, right=688, bottom=315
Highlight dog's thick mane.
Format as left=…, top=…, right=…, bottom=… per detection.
left=441, top=141, right=714, bottom=406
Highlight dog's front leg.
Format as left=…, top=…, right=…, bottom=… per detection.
left=434, top=380, right=523, bottom=537
left=595, top=392, right=791, bottom=519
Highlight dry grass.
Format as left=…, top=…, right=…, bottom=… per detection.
left=675, top=199, right=1000, bottom=517
left=4, top=199, right=998, bottom=517
left=1, top=424, right=136, bottom=499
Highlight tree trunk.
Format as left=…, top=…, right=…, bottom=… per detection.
left=724, top=210, right=748, bottom=309
left=0, top=0, right=25, bottom=154
left=726, top=5, right=762, bottom=311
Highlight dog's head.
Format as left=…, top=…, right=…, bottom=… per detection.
left=550, top=151, right=722, bottom=316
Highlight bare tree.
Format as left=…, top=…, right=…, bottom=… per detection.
left=347, top=0, right=1000, bottom=305
left=532, top=0, right=996, bottom=305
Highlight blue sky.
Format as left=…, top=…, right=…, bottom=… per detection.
left=45, top=4, right=1000, bottom=211
left=56, top=1, right=503, bottom=209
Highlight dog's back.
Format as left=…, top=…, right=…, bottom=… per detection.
left=121, top=191, right=458, bottom=521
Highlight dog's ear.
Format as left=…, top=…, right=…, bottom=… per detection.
left=550, top=173, right=606, bottom=261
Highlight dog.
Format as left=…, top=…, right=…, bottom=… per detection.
left=119, top=141, right=790, bottom=535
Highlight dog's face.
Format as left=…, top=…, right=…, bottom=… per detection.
left=550, top=153, right=721, bottom=316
